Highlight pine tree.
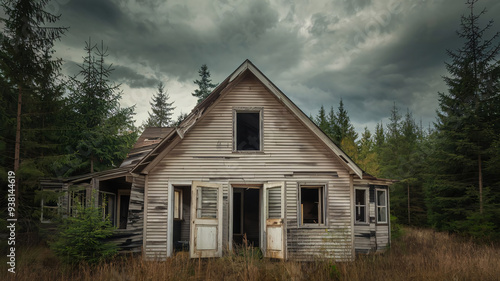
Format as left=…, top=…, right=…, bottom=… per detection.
left=66, top=40, right=137, bottom=174
left=0, top=0, right=67, bottom=230
left=144, top=82, right=175, bottom=127
left=326, top=106, right=336, bottom=142
left=357, top=127, right=379, bottom=176
left=374, top=122, right=385, bottom=149
left=175, top=112, right=189, bottom=126
left=314, top=105, right=329, bottom=135
left=378, top=105, right=428, bottom=226
left=427, top=0, right=500, bottom=236
left=192, top=64, right=218, bottom=103
left=332, top=99, right=358, bottom=145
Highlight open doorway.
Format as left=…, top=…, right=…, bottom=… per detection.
left=232, top=186, right=261, bottom=247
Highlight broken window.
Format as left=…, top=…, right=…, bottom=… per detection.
left=69, top=188, right=86, bottom=217
left=40, top=190, right=62, bottom=223
left=376, top=189, right=387, bottom=223
left=300, top=185, right=324, bottom=225
left=267, top=187, right=281, bottom=219
left=196, top=187, right=218, bottom=219
left=118, top=193, right=130, bottom=229
left=99, top=191, right=117, bottom=226
left=235, top=111, right=261, bottom=151
left=355, top=188, right=368, bottom=223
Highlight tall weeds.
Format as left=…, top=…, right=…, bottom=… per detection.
left=2, top=228, right=499, bottom=281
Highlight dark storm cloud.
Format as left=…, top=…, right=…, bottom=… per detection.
left=51, top=0, right=500, bottom=133
left=112, top=65, right=161, bottom=89
left=62, top=0, right=125, bottom=35
left=343, top=0, right=372, bottom=16
left=218, top=0, right=279, bottom=44
left=308, top=13, right=339, bottom=36
left=300, top=0, right=490, bottom=126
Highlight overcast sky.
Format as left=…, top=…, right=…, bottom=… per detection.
left=37, top=0, right=500, bottom=135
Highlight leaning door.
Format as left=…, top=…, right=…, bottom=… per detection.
left=263, top=182, right=286, bottom=259
left=190, top=181, right=223, bottom=258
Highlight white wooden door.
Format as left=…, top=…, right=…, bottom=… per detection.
left=263, top=182, right=286, bottom=259
left=190, top=181, right=223, bottom=258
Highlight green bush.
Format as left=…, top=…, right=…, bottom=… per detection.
left=391, top=215, right=403, bottom=240
left=51, top=193, right=117, bottom=265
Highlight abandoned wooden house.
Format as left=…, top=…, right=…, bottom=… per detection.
left=41, top=59, right=393, bottom=261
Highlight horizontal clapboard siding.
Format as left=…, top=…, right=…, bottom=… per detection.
left=117, top=175, right=144, bottom=252
left=144, top=174, right=168, bottom=260
left=145, top=73, right=353, bottom=260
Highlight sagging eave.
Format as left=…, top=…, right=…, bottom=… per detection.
left=131, top=59, right=364, bottom=178
left=354, top=172, right=398, bottom=186
left=40, top=167, right=131, bottom=187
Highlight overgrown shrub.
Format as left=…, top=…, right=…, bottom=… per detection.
left=390, top=214, right=403, bottom=240
left=51, top=193, right=117, bottom=265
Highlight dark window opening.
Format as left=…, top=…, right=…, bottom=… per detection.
left=236, top=112, right=260, bottom=151
left=119, top=195, right=130, bottom=229
left=300, top=186, right=324, bottom=225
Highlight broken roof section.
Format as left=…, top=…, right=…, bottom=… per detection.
left=120, top=127, right=173, bottom=168
left=132, top=59, right=364, bottom=178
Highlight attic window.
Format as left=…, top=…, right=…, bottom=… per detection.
left=234, top=108, right=262, bottom=151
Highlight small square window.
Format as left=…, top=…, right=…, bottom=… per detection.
left=300, top=185, right=324, bottom=225
left=235, top=110, right=261, bottom=151
left=355, top=189, right=367, bottom=223
left=376, top=189, right=387, bottom=223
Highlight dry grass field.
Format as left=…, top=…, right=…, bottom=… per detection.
left=2, top=227, right=499, bottom=281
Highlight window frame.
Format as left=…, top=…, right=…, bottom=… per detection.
left=173, top=188, right=183, bottom=221
left=40, top=190, right=63, bottom=223
left=117, top=189, right=131, bottom=229
left=99, top=191, right=117, bottom=226
left=298, top=183, right=327, bottom=227
left=233, top=107, right=264, bottom=152
left=354, top=187, right=369, bottom=225
left=376, top=188, right=388, bottom=224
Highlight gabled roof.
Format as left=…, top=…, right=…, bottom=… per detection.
left=132, top=59, right=363, bottom=178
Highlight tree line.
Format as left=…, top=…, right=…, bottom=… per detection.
left=311, top=0, right=500, bottom=239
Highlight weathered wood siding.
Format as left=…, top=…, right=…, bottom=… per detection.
left=145, top=73, right=354, bottom=260
left=121, top=175, right=145, bottom=252
left=144, top=174, right=168, bottom=259
left=353, top=183, right=390, bottom=253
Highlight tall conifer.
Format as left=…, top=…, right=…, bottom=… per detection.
left=192, top=64, right=218, bottom=103
left=428, top=0, right=500, bottom=236
left=144, top=82, right=175, bottom=127
left=0, top=0, right=66, bottom=229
